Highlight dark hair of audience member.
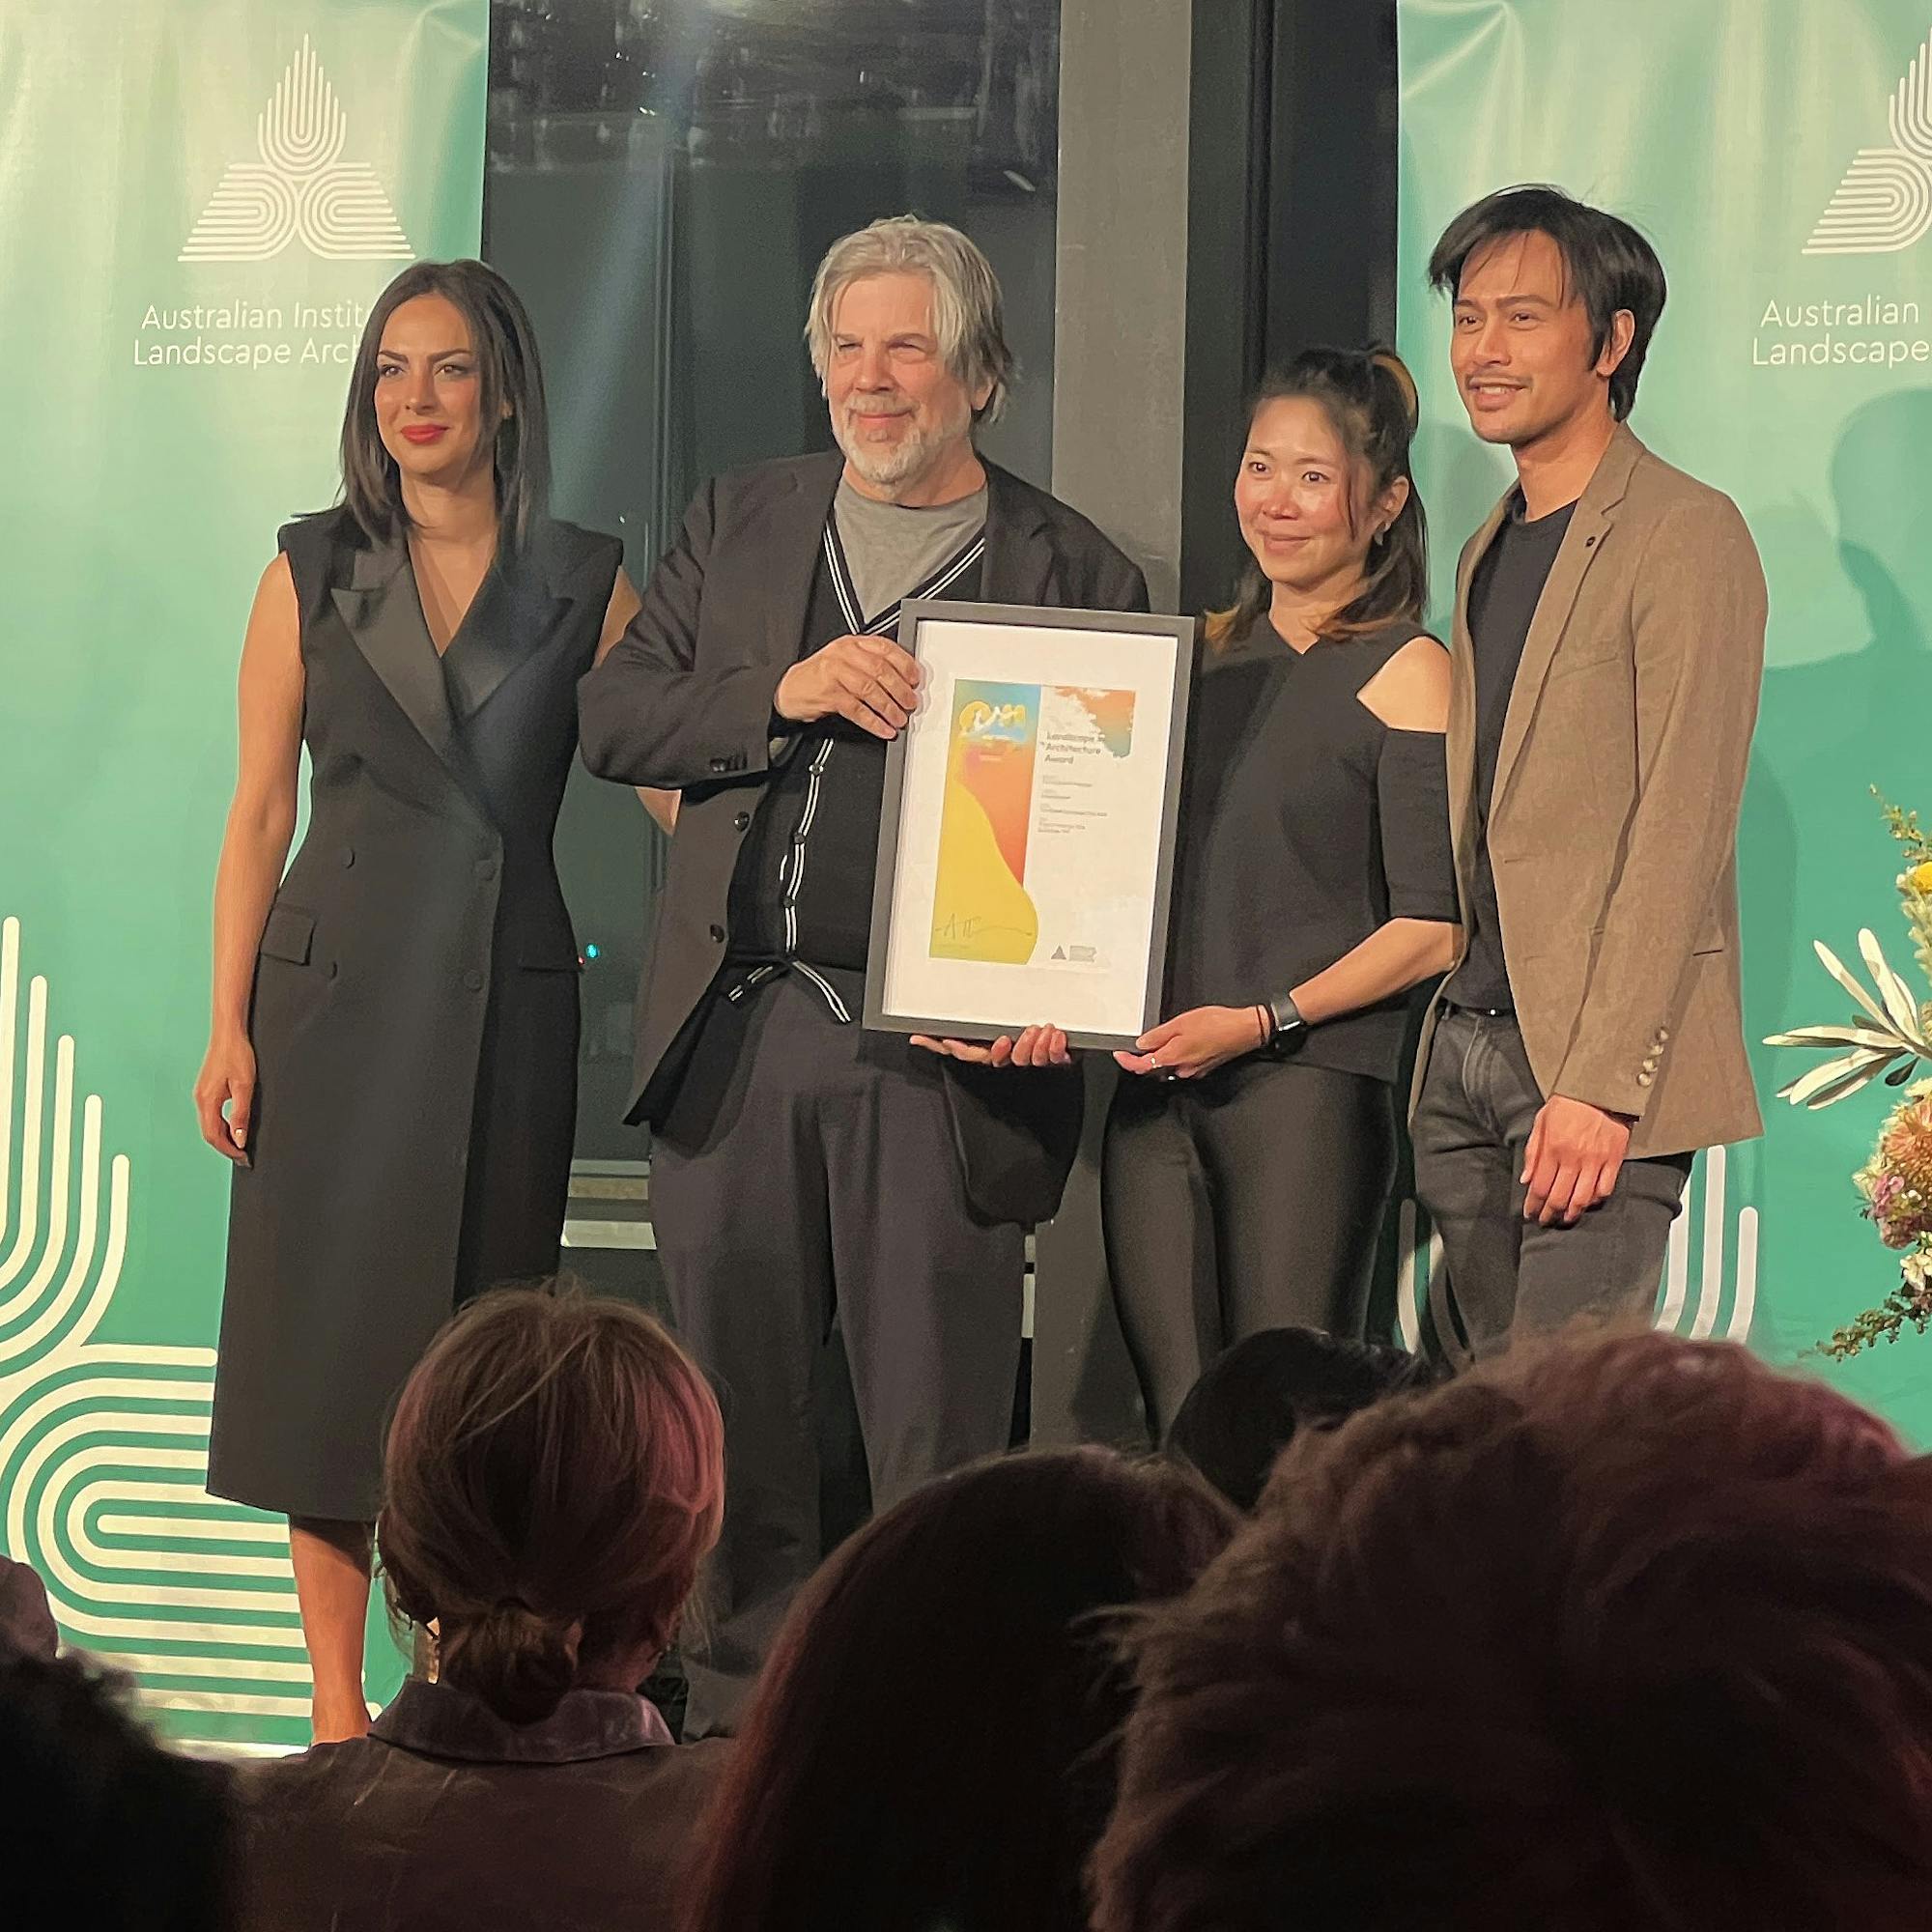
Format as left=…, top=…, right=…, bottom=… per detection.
left=682, top=1447, right=1235, bottom=1932
left=0, top=1653, right=234, bottom=1930
left=0, top=1550, right=60, bottom=1662
left=1164, top=1327, right=1444, bottom=1511
left=378, top=1282, right=724, bottom=1725
left=1092, top=1329, right=1932, bottom=1932
left=1426, top=184, right=1666, bottom=421
left=1205, top=343, right=1427, bottom=647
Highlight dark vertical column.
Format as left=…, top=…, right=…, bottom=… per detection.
left=1179, top=0, right=1271, bottom=618
left=1264, top=0, right=1400, bottom=364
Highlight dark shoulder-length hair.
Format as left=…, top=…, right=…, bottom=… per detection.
left=1206, top=344, right=1429, bottom=649
left=339, top=258, right=553, bottom=549
left=681, top=1447, right=1234, bottom=1932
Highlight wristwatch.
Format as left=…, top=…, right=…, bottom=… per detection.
left=1266, top=992, right=1308, bottom=1055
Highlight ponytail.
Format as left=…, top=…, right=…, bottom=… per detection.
left=1206, top=343, right=1430, bottom=647
left=437, top=1598, right=582, bottom=1726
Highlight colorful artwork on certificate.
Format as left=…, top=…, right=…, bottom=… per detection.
left=1065, top=684, right=1136, bottom=760
left=929, top=680, right=1138, bottom=965
left=932, top=681, right=1041, bottom=962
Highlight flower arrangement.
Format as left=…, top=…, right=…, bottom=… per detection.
left=1765, top=798, right=1932, bottom=1357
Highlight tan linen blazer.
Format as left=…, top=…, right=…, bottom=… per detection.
left=1412, top=424, right=1767, bottom=1157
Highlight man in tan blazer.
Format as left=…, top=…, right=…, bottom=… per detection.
left=1410, top=185, right=1766, bottom=1358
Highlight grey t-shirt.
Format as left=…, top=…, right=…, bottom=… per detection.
left=833, top=477, right=988, bottom=625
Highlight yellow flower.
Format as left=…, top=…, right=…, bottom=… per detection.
left=1910, top=861, right=1932, bottom=895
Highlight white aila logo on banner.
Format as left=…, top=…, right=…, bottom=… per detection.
left=180, top=37, right=412, bottom=264
left=1806, top=27, right=1932, bottom=254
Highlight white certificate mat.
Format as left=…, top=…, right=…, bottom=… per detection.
left=865, top=600, right=1196, bottom=1049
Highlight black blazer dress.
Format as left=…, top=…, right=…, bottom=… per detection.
left=208, top=505, right=621, bottom=1520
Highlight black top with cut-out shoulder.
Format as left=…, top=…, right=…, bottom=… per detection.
left=1164, top=615, right=1458, bottom=1083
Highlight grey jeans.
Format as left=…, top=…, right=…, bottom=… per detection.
left=1411, top=1008, right=1691, bottom=1362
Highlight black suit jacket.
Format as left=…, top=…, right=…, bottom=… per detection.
left=579, top=450, right=1149, bottom=1226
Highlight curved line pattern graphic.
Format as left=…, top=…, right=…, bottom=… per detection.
left=257, top=36, right=347, bottom=178
left=178, top=168, right=301, bottom=265
left=0, top=916, right=310, bottom=1748
left=1804, top=32, right=1932, bottom=257
left=178, top=39, right=412, bottom=265
left=1804, top=148, right=1932, bottom=255
left=1889, top=35, right=1932, bottom=162
left=300, top=166, right=413, bottom=261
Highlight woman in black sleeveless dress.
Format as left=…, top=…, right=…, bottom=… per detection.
left=193, top=261, right=668, bottom=1739
left=1103, top=348, right=1463, bottom=1436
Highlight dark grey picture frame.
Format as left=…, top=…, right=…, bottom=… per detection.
left=863, top=597, right=1198, bottom=1051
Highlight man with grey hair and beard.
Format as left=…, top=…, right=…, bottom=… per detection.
left=581, top=214, right=1147, bottom=1734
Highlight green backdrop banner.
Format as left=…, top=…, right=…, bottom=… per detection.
left=1396, top=0, right=1932, bottom=1433
left=0, top=0, right=486, bottom=1748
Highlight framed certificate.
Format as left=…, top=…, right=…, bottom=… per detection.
left=864, top=598, right=1197, bottom=1051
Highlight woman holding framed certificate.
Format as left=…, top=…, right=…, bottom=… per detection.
left=1101, top=348, right=1462, bottom=1435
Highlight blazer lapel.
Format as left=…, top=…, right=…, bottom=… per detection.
left=1489, top=424, right=1643, bottom=814
left=980, top=462, right=1055, bottom=606
left=439, top=546, right=573, bottom=722
left=330, top=535, right=490, bottom=823
left=764, top=453, right=844, bottom=659
left=332, top=536, right=460, bottom=767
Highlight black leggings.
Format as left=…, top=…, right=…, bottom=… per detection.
left=1101, top=1055, right=1397, bottom=1440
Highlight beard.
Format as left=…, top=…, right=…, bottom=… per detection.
left=833, top=391, right=974, bottom=494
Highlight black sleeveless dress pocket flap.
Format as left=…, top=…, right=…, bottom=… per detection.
left=257, top=904, right=315, bottom=966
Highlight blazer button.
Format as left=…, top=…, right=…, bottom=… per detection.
left=340, top=844, right=355, bottom=867
left=464, top=969, right=484, bottom=992
left=325, top=960, right=339, bottom=980
left=475, top=857, right=499, bottom=882
left=733, top=811, right=751, bottom=832
left=1636, top=1071, right=1653, bottom=1088
left=709, top=757, right=730, bottom=774
left=708, top=923, right=725, bottom=944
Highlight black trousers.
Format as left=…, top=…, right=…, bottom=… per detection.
left=649, top=967, right=1025, bottom=1736
left=1411, top=1008, right=1691, bottom=1361
left=1101, top=1055, right=1397, bottom=1440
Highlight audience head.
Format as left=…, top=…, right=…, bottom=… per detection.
left=379, top=1282, right=724, bottom=1726
left=684, top=1447, right=1234, bottom=1932
left=1094, top=1329, right=1932, bottom=1932
left=1210, top=343, right=1427, bottom=646
left=0, top=1552, right=60, bottom=1662
left=1429, top=184, right=1665, bottom=436
left=806, top=213, right=1012, bottom=493
left=1165, top=1327, right=1443, bottom=1511
left=341, top=257, right=554, bottom=545
left=0, top=1653, right=233, bottom=1929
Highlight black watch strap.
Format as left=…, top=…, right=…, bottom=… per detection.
left=1266, top=992, right=1307, bottom=1049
